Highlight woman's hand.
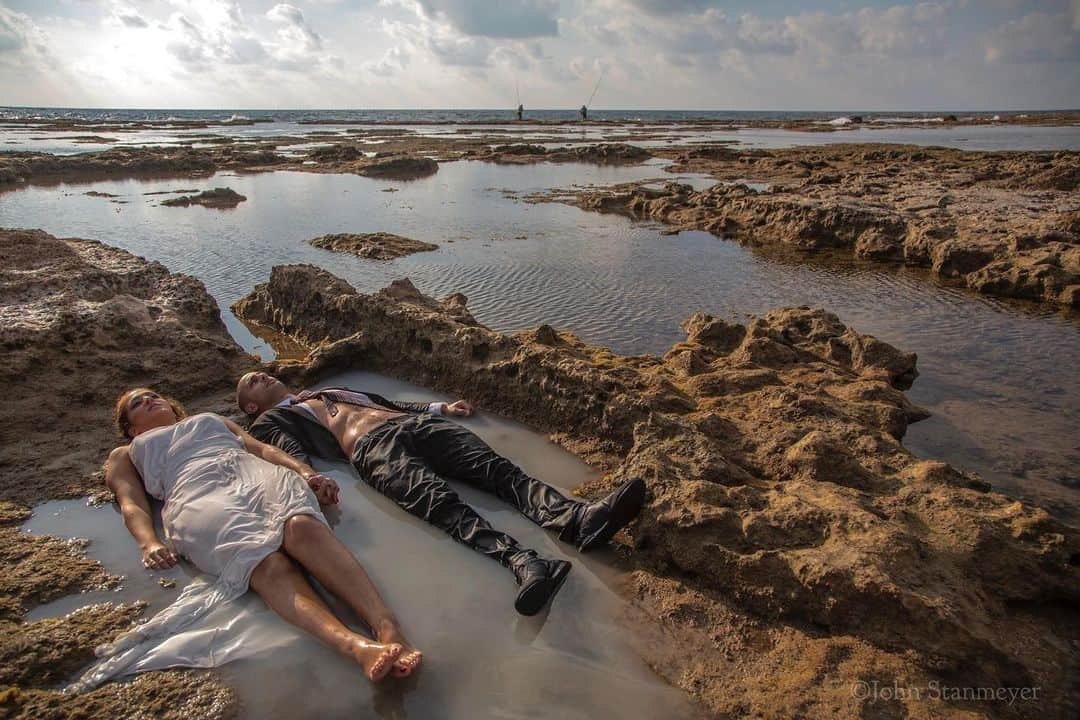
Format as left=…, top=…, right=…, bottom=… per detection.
left=444, top=400, right=474, bottom=417
left=142, top=541, right=179, bottom=570
left=303, top=472, right=340, bottom=505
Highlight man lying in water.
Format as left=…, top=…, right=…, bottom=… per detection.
left=236, top=372, right=646, bottom=616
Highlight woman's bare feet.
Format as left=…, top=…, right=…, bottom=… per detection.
left=375, top=620, right=423, bottom=678
left=349, top=636, right=403, bottom=682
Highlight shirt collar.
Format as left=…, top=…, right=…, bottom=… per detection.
left=275, top=394, right=299, bottom=409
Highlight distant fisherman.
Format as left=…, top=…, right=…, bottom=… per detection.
left=579, top=105, right=587, bottom=120
left=517, top=104, right=524, bottom=121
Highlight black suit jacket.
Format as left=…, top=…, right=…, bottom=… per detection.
left=248, top=389, right=433, bottom=465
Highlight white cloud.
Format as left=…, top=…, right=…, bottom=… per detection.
left=0, top=6, right=58, bottom=69
left=618, top=0, right=710, bottom=16
left=412, top=0, right=559, bottom=38
left=1, top=1, right=1078, bottom=110
left=985, top=11, right=1080, bottom=63
left=110, top=3, right=150, bottom=30
left=0, top=6, right=89, bottom=105
left=364, top=44, right=410, bottom=77
left=267, top=3, right=323, bottom=52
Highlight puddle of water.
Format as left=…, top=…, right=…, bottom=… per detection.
left=23, top=371, right=700, bottom=720
left=1, top=160, right=1076, bottom=523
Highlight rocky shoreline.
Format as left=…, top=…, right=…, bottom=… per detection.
left=530, top=144, right=1080, bottom=307
left=234, top=264, right=1079, bottom=719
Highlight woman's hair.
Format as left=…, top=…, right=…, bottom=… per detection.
left=114, top=387, right=187, bottom=440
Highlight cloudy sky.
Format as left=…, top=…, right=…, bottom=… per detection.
left=1, top=1, right=1078, bottom=110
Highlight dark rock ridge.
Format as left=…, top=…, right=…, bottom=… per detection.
left=233, top=263, right=1079, bottom=719
left=0, top=146, right=285, bottom=186
left=161, top=187, right=247, bottom=208
left=308, top=232, right=438, bottom=260
left=486, top=142, right=651, bottom=164
left=356, top=156, right=439, bottom=180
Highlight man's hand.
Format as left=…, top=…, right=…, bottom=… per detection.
left=306, top=473, right=340, bottom=505
left=142, top=541, right=179, bottom=570
left=445, top=400, right=474, bottom=417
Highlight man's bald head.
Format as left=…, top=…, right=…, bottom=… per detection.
left=236, top=371, right=291, bottom=417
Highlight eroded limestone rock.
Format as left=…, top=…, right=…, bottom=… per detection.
left=308, top=232, right=438, bottom=260
left=0, top=228, right=252, bottom=506
left=486, top=143, right=652, bottom=164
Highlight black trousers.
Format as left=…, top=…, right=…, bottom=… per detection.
left=351, top=414, right=580, bottom=568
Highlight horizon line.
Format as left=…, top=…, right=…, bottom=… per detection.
left=3, top=105, right=1079, bottom=114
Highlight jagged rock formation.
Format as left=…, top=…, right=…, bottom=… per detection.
left=0, top=228, right=251, bottom=505
left=486, top=142, right=651, bottom=164
left=234, top=264, right=1079, bottom=719
left=541, top=145, right=1080, bottom=306
left=308, top=232, right=438, bottom=260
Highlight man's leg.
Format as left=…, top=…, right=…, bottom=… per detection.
left=403, top=415, right=582, bottom=538
left=404, top=415, right=648, bottom=552
left=354, top=420, right=572, bottom=615
left=354, top=421, right=527, bottom=568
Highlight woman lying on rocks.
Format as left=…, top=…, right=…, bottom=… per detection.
left=69, top=388, right=422, bottom=691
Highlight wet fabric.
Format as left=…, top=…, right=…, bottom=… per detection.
left=68, top=413, right=326, bottom=692
left=351, top=414, right=580, bottom=568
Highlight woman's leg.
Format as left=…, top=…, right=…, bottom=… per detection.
left=281, top=515, right=423, bottom=677
left=249, top=549, right=402, bottom=681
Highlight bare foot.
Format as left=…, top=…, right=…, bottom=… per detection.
left=350, top=637, right=402, bottom=682
left=376, top=621, right=423, bottom=678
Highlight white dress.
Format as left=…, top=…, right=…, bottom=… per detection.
left=69, top=413, right=327, bottom=692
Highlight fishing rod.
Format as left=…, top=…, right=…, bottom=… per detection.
left=585, top=69, right=604, bottom=108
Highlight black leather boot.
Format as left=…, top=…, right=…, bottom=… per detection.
left=509, top=550, right=572, bottom=616
left=566, top=477, right=647, bottom=552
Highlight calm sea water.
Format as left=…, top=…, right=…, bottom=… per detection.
left=8, top=106, right=1075, bottom=123
left=2, top=161, right=1077, bottom=522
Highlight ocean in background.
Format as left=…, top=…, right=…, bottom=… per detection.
left=2, top=106, right=1077, bottom=124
